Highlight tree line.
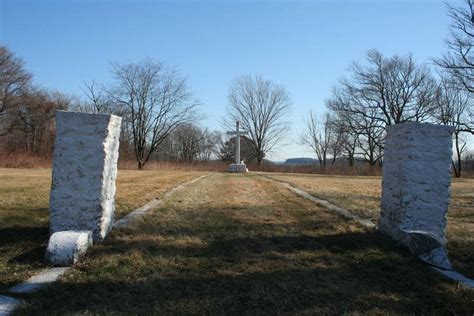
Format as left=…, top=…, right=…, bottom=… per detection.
left=72, top=62, right=290, bottom=168
left=300, top=1, right=474, bottom=177
left=0, top=48, right=291, bottom=169
left=0, top=46, right=70, bottom=155
left=1, top=1, right=474, bottom=175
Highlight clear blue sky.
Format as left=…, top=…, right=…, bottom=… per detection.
left=0, top=0, right=456, bottom=160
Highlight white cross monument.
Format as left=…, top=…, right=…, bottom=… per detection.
left=226, top=121, right=249, bottom=173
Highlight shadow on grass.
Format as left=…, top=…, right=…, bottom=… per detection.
left=16, top=230, right=474, bottom=314
left=0, top=226, right=49, bottom=292
left=8, top=245, right=47, bottom=265
left=92, top=230, right=400, bottom=260
left=0, top=226, right=48, bottom=246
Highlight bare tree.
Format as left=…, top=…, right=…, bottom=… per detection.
left=436, top=0, right=474, bottom=93
left=354, top=112, right=385, bottom=166
left=339, top=49, right=437, bottom=127
left=110, top=59, right=200, bottom=169
left=80, top=80, right=117, bottom=114
left=172, top=123, right=206, bottom=162
left=434, top=75, right=473, bottom=177
left=197, top=130, right=221, bottom=161
left=327, top=117, right=344, bottom=166
left=0, top=47, right=72, bottom=155
left=327, top=90, right=385, bottom=166
left=170, top=124, right=221, bottom=162
left=6, top=89, right=69, bottom=154
left=329, top=113, right=358, bottom=166
left=226, top=75, right=291, bottom=164
left=300, top=111, right=332, bottom=168
left=0, top=46, right=32, bottom=134
left=325, top=50, right=437, bottom=166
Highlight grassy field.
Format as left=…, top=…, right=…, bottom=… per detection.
left=13, top=173, right=474, bottom=314
left=0, top=168, right=206, bottom=292
left=263, top=172, right=474, bottom=279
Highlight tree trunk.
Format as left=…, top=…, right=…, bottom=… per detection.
left=256, top=148, right=264, bottom=167
left=348, top=152, right=354, bottom=167
left=453, top=132, right=462, bottom=178
left=452, top=160, right=460, bottom=178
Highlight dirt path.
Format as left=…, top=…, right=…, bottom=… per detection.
left=16, top=173, right=474, bottom=314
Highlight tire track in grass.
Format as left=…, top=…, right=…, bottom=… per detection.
left=4, top=173, right=211, bottom=315
left=259, top=173, right=474, bottom=289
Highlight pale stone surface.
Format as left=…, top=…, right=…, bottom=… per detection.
left=45, top=231, right=93, bottom=266
left=379, top=122, right=454, bottom=269
left=113, top=199, right=161, bottom=229
left=9, top=267, right=70, bottom=294
left=419, top=247, right=453, bottom=270
left=226, top=121, right=248, bottom=165
left=50, top=111, right=122, bottom=241
left=0, top=295, right=21, bottom=316
left=227, top=163, right=248, bottom=173
left=433, top=267, right=474, bottom=288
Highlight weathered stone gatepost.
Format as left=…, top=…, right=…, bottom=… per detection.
left=49, top=111, right=122, bottom=243
left=379, top=122, right=454, bottom=269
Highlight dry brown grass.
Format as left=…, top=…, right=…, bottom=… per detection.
left=118, top=159, right=228, bottom=172
left=0, top=152, right=228, bottom=172
left=0, top=153, right=52, bottom=168
left=113, top=169, right=206, bottom=218
left=15, top=173, right=474, bottom=314
left=263, top=172, right=474, bottom=279
left=262, top=173, right=383, bottom=221
left=255, top=162, right=384, bottom=176
left=0, top=168, right=206, bottom=292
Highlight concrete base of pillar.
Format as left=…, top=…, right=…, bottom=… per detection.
left=45, top=230, right=93, bottom=266
left=227, top=164, right=248, bottom=173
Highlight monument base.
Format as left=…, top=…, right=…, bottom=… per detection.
left=227, top=164, right=248, bottom=173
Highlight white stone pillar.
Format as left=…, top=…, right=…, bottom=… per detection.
left=379, top=122, right=454, bottom=269
left=50, top=111, right=122, bottom=242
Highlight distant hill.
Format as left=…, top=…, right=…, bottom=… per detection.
left=283, top=158, right=318, bottom=165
